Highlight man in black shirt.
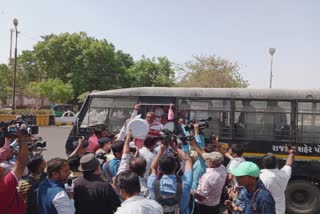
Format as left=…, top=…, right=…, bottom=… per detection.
left=74, top=153, right=121, bottom=214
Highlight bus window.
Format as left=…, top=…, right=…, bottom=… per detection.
left=235, top=100, right=291, bottom=140
left=81, top=97, right=138, bottom=132
left=177, top=99, right=231, bottom=137
left=298, top=102, right=320, bottom=144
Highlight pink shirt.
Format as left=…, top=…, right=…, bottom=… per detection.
left=196, top=165, right=227, bottom=206
left=86, top=134, right=100, bottom=153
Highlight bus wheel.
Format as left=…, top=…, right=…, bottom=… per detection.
left=285, top=180, right=320, bottom=214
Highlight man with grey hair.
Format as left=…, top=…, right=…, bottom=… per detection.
left=190, top=136, right=227, bottom=213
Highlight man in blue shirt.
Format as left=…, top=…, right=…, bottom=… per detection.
left=148, top=142, right=193, bottom=214
left=225, top=161, right=276, bottom=214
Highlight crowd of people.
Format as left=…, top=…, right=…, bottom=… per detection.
left=0, top=103, right=296, bottom=214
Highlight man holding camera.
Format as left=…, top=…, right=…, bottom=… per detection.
left=0, top=135, right=30, bottom=213
left=148, top=139, right=193, bottom=214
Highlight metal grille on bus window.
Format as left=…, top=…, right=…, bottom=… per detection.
left=298, top=102, right=320, bottom=114
left=297, top=114, right=320, bottom=144
left=234, top=100, right=291, bottom=141
left=177, top=99, right=231, bottom=138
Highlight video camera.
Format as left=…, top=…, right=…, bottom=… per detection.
left=9, top=136, right=47, bottom=152
left=0, top=120, right=39, bottom=138
left=184, top=117, right=212, bottom=132
left=155, top=129, right=178, bottom=146
left=95, top=152, right=107, bottom=163
left=1, top=119, right=46, bottom=153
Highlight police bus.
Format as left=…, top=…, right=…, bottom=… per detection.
left=65, top=87, right=320, bottom=214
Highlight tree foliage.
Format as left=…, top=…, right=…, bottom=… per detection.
left=25, top=79, right=73, bottom=104
left=128, top=56, right=175, bottom=87
left=31, top=32, right=133, bottom=99
left=177, top=55, right=249, bottom=88
left=0, top=64, right=12, bottom=105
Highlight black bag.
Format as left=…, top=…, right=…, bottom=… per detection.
left=25, top=173, right=47, bottom=214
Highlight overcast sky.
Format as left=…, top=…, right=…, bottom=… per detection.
left=1, top=0, right=319, bottom=88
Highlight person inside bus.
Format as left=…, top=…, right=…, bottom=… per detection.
left=265, top=101, right=288, bottom=140
left=236, top=101, right=257, bottom=138
left=160, top=113, right=174, bottom=132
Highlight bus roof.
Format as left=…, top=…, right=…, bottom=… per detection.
left=89, top=87, right=320, bottom=100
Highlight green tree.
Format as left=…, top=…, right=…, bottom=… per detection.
left=17, top=50, right=45, bottom=84
left=24, top=82, right=42, bottom=107
left=0, top=64, right=12, bottom=105
left=25, top=79, right=73, bottom=104
left=40, top=79, right=73, bottom=103
left=127, top=56, right=175, bottom=87
left=177, top=55, right=249, bottom=88
left=32, top=32, right=133, bottom=99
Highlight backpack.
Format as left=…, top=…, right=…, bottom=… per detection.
left=101, top=162, right=113, bottom=183
left=25, top=173, right=47, bottom=214
left=154, top=176, right=183, bottom=214
left=252, top=187, right=274, bottom=214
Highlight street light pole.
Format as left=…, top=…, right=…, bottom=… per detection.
left=269, top=48, right=276, bottom=88
left=9, top=28, right=14, bottom=61
left=12, top=18, right=18, bottom=111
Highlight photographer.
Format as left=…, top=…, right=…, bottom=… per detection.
left=0, top=143, right=29, bottom=177
left=148, top=137, right=193, bottom=214
left=0, top=135, right=30, bottom=213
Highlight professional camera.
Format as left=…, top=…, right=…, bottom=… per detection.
left=156, top=129, right=177, bottom=145
left=28, top=137, right=47, bottom=152
left=0, top=120, right=39, bottom=138
left=184, top=117, right=212, bottom=132
left=96, top=152, right=107, bottom=163
left=10, top=136, right=47, bottom=152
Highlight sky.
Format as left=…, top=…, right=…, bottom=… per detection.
left=1, top=0, right=319, bottom=88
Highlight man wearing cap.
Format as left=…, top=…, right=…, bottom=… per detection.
left=74, top=153, right=121, bottom=214
left=96, top=136, right=114, bottom=162
left=225, top=161, right=276, bottom=214
left=189, top=135, right=227, bottom=213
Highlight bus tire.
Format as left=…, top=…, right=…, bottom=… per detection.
left=285, top=180, right=320, bottom=214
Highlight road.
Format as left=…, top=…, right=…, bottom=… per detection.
left=38, top=126, right=72, bottom=161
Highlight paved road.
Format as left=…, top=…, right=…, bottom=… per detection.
left=38, top=126, right=72, bottom=161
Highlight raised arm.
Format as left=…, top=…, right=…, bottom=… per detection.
left=212, top=135, right=232, bottom=160
left=150, top=144, right=166, bottom=175
left=69, top=137, right=85, bottom=158
left=170, top=142, right=193, bottom=171
left=285, top=148, right=295, bottom=166
left=123, top=129, right=131, bottom=155
left=12, top=137, right=30, bottom=178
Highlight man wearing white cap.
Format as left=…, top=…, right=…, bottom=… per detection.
left=190, top=137, right=227, bottom=213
